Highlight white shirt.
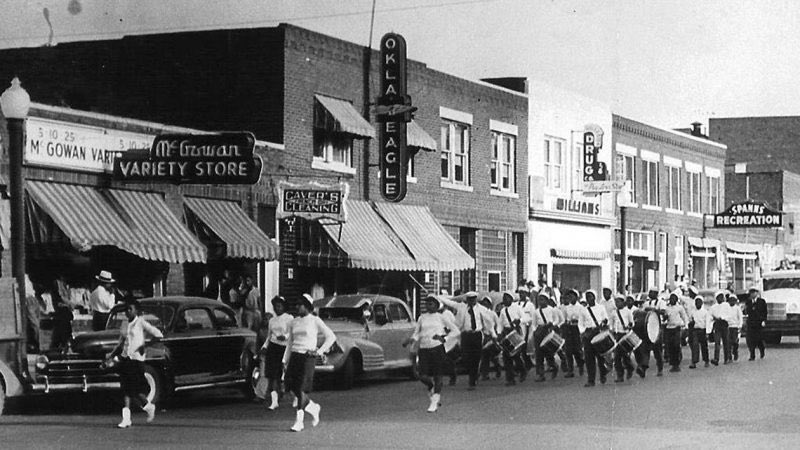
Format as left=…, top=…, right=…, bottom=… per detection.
left=497, top=303, right=525, bottom=332
left=710, top=302, right=733, bottom=323
left=610, top=307, right=634, bottom=334
left=411, top=312, right=459, bottom=349
left=518, top=299, right=536, bottom=327
left=282, top=314, right=336, bottom=363
left=90, top=285, right=116, bottom=313
left=664, top=304, right=688, bottom=329
left=531, top=306, right=561, bottom=330
left=263, top=312, right=293, bottom=347
left=728, top=304, right=743, bottom=328
left=688, top=307, right=710, bottom=329
left=644, top=297, right=667, bottom=313
left=120, top=315, right=163, bottom=361
left=561, top=303, right=584, bottom=324
left=437, top=299, right=496, bottom=336
left=578, top=304, right=609, bottom=334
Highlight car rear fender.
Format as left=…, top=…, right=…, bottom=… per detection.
left=0, top=358, right=24, bottom=398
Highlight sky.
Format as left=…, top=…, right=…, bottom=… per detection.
left=0, top=0, right=798, bottom=130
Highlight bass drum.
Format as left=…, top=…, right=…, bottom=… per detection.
left=645, top=311, right=662, bottom=344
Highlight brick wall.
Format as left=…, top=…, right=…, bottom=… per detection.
left=709, top=116, right=800, bottom=172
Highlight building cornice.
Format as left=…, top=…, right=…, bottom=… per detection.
left=613, top=114, right=727, bottom=159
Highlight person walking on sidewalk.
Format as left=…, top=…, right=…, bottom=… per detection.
left=687, top=296, right=710, bottom=368
left=105, top=298, right=163, bottom=428
left=283, top=294, right=336, bottom=432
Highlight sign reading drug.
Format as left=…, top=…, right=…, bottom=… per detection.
left=113, top=132, right=262, bottom=184
left=377, top=32, right=411, bottom=203
left=276, top=181, right=349, bottom=222
left=713, top=201, right=782, bottom=228
left=583, top=124, right=608, bottom=183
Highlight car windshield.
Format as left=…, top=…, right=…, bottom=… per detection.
left=317, top=307, right=363, bottom=322
left=764, top=278, right=800, bottom=291
left=107, top=304, right=175, bottom=330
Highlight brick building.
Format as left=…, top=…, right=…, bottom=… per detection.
left=0, top=23, right=528, bottom=308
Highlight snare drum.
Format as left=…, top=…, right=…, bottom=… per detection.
left=500, top=329, right=526, bottom=356
left=617, top=330, right=642, bottom=353
left=540, top=330, right=565, bottom=354
left=590, top=330, right=617, bottom=356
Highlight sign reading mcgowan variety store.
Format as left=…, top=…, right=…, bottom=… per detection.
left=113, top=132, right=262, bottom=184
left=713, top=201, right=782, bottom=228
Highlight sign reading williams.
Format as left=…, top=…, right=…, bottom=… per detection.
left=113, top=132, right=262, bottom=184
left=276, top=181, right=349, bottom=222
left=713, top=201, right=782, bottom=228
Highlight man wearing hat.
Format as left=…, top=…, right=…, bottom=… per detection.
left=497, top=291, right=527, bottom=385
left=639, top=287, right=667, bottom=377
left=727, top=292, right=743, bottom=362
left=745, top=287, right=768, bottom=360
left=709, top=290, right=732, bottom=365
left=283, top=293, right=336, bottom=431
left=559, top=289, right=585, bottom=378
left=517, top=285, right=536, bottom=371
left=531, top=291, right=561, bottom=381
left=478, top=296, right=503, bottom=381
left=90, top=270, right=117, bottom=331
left=105, top=298, right=163, bottom=428
left=439, top=292, right=496, bottom=390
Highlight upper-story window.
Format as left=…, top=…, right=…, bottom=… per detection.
left=544, top=137, right=564, bottom=190
left=615, top=144, right=638, bottom=203
left=313, top=129, right=352, bottom=167
left=440, top=121, right=470, bottom=185
left=686, top=162, right=702, bottom=214
left=665, top=158, right=682, bottom=211
left=643, top=159, right=660, bottom=207
left=490, top=120, right=518, bottom=194
left=313, top=94, right=375, bottom=174
left=705, top=168, right=720, bottom=213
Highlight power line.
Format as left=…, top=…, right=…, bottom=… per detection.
left=0, top=0, right=497, bottom=46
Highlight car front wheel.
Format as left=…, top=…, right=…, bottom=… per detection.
left=143, top=365, right=164, bottom=406
left=240, top=353, right=257, bottom=399
left=0, top=380, right=5, bottom=416
left=335, top=354, right=356, bottom=390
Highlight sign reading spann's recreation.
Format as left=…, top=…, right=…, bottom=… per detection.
left=713, top=201, right=782, bottom=228
left=112, top=132, right=262, bottom=184
left=276, top=181, right=349, bottom=222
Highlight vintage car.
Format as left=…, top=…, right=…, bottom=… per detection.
left=313, top=294, right=415, bottom=389
left=30, top=297, right=258, bottom=405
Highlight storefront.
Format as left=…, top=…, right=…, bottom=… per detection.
left=687, top=237, right=720, bottom=290
left=725, top=241, right=761, bottom=292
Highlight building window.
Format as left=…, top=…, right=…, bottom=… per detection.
left=313, top=129, right=353, bottom=168
left=617, top=153, right=637, bottom=203
left=441, top=121, right=470, bottom=185
left=688, top=171, right=701, bottom=213
left=644, top=160, right=660, bottom=206
left=544, top=137, right=564, bottom=190
left=491, top=132, right=515, bottom=192
left=667, top=166, right=681, bottom=210
left=705, top=175, right=720, bottom=213
left=408, top=154, right=416, bottom=178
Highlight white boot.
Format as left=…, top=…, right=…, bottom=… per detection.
left=290, top=410, right=305, bottom=432
left=268, top=391, right=279, bottom=410
left=117, top=407, right=132, bottom=428
left=143, top=402, right=156, bottom=423
left=427, top=394, right=440, bottom=413
left=304, top=400, right=321, bottom=427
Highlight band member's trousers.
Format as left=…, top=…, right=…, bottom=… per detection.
left=664, top=327, right=682, bottom=368
left=636, top=337, right=663, bottom=371
left=689, top=328, right=709, bottom=364
left=713, top=321, right=730, bottom=362
left=561, top=324, right=584, bottom=374
left=479, top=340, right=502, bottom=379
left=613, top=332, right=634, bottom=378
left=533, top=332, right=557, bottom=377
left=728, top=327, right=740, bottom=360
left=460, top=331, right=483, bottom=386
left=502, top=350, right=526, bottom=382
left=581, top=331, right=607, bottom=383
left=522, top=325, right=534, bottom=369
left=746, top=324, right=765, bottom=358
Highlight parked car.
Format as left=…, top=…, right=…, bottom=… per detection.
left=31, top=297, right=258, bottom=405
left=313, top=294, right=415, bottom=389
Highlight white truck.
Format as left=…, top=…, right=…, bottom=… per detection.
left=758, top=270, right=800, bottom=344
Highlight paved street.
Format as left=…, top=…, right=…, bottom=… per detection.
left=2, top=340, right=799, bottom=449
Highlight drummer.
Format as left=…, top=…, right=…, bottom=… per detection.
left=438, top=302, right=460, bottom=386
left=531, top=290, right=562, bottom=382
left=639, top=287, right=667, bottom=377
left=601, top=288, right=617, bottom=316
left=609, top=295, right=636, bottom=382
left=559, top=289, right=585, bottom=378
left=479, top=296, right=503, bottom=381
left=517, top=285, right=536, bottom=372
left=577, top=290, right=610, bottom=387
left=437, top=292, right=496, bottom=390
left=496, top=291, right=527, bottom=386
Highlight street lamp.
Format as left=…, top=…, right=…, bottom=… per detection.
left=1, top=77, right=31, bottom=350
left=616, top=182, right=632, bottom=294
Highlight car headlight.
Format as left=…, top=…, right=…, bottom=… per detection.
left=35, top=355, right=49, bottom=371
left=788, top=303, right=799, bottom=313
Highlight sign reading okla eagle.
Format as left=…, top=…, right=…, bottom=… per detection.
left=112, top=132, right=262, bottom=184
left=713, top=201, right=782, bottom=228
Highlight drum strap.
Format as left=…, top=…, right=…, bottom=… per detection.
left=587, top=307, right=600, bottom=328
left=504, top=308, right=513, bottom=328
left=616, top=310, right=626, bottom=329
left=539, top=309, right=548, bottom=324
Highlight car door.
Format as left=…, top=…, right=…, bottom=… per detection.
left=211, top=307, right=246, bottom=377
left=365, top=302, right=394, bottom=367
left=385, top=301, right=415, bottom=368
left=168, top=307, right=217, bottom=383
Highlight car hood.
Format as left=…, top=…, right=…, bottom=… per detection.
left=53, top=330, right=121, bottom=359
left=763, top=289, right=800, bottom=305
left=322, top=319, right=368, bottom=333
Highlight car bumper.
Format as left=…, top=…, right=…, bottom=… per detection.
left=30, top=375, right=120, bottom=393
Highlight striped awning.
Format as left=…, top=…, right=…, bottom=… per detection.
left=407, top=120, right=437, bottom=151
left=314, top=94, right=376, bottom=138
left=26, top=181, right=206, bottom=263
left=184, top=197, right=279, bottom=260
left=373, top=203, right=475, bottom=272
left=688, top=237, right=720, bottom=249
left=726, top=241, right=761, bottom=254
left=551, top=249, right=611, bottom=260
left=312, top=200, right=418, bottom=271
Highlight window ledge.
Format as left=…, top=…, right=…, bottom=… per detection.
left=312, top=158, right=356, bottom=175
left=687, top=212, right=703, bottom=218
left=665, top=208, right=684, bottom=215
left=440, top=181, right=474, bottom=192
left=490, top=189, right=519, bottom=199
left=641, top=204, right=662, bottom=211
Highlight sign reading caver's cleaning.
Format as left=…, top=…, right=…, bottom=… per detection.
left=25, top=117, right=153, bottom=173
left=713, top=201, right=782, bottom=228
left=113, top=132, right=262, bottom=184
left=276, top=181, right=349, bottom=222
